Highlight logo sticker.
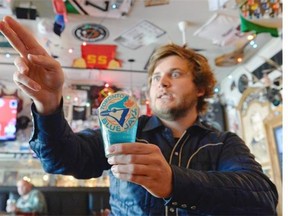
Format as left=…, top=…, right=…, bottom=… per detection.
left=73, top=23, right=109, bottom=42
left=99, top=92, right=139, bottom=132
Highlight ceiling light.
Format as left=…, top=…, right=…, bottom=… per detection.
left=111, top=3, right=118, bottom=9
left=178, top=21, right=188, bottom=44
left=110, top=0, right=124, bottom=10
left=247, top=34, right=255, bottom=40
left=214, top=32, right=259, bottom=66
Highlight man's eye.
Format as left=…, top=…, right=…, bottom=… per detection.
left=152, top=75, right=160, bottom=82
left=171, top=71, right=181, bottom=78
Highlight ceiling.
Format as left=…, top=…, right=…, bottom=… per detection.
left=0, top=0, right=282, bottom=89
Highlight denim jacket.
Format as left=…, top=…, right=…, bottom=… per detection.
left=29, top=104, right=278, bottom=215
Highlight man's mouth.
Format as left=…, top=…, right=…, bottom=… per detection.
left=157, top=93, right=173, bottom=99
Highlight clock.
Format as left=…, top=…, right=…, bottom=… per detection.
left=238, top=74, right=249, bottom=93
left=73, top=23, right=109, bottom=42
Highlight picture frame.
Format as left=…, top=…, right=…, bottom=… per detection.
left=273, top=125, right=282, bottom=173
left=241, top=101, right=271, bottom=166
left=264, top=107, right=282, bottom=214
left=237, top=88, right=273, bottom=176
left=237, top=88, right=282, bottom=214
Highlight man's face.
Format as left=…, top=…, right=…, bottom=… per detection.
left=149, top=55, right=203, bottom=120
left=17, top=181, right=31, bottom=196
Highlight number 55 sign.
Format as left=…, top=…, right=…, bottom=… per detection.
left=81, top=44, right=121, bottom=69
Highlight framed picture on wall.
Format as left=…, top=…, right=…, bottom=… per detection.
left=241, top=101, right=271, bottom=169
left=264, top=108, right=282, bottom=214
left=3, top=170, right=18, bottom=186
left=273, top=125, right=282, bottom=172
left=237, top=88, right=282, bottom=214
left=264, top=109, right=282, bottom=178
left=273, top=125, right=282, bottom=173
left=237, top=88, right=272, bottom=176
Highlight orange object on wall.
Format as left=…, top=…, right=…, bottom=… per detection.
left=81, top=44, right=119, bottom=69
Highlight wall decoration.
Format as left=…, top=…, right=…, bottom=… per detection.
left=193, top=12, right=240, bottom=47
left=3, top=170, right=18, bottom=186
left=63, top=88, right=88, bottom=123
left=201, top=102, right=226, bottom=132
left=114, top=20, right=166, bottom=50
left=72, top=105, right=87, bottom=121
left=52, top=0, right=68, bottom=36
left=243, top=105, right=270, bottom=164
left=65, top=0, right=133, bottom=18
left=72, top=84, right=120, bottom=116
left=252, top=50, right=282, bottom=80
left=53, top=14, right=66, bottom=36
left=273, top=125, right=282, bottom=172
left=145, top=0, right=170, bottom=7
left=237, top=88, right=273, bottom=178
left=72, top=57, right=87, bottom=68
left=237, top=74, right=249, bottom=93
left=238, top=0, right=282, bottom=37
left=74, top=23, right=109, bottom=42
left=81, top=44, right=121, bottom=69
left=225, top=102, right=242, bottom=136
left=230, top=80, right=236, bottom=91
left=264, top=107, right=282, bottom=214
left=0, top=97, right=18, bottom=142
left=239, top=0, right=282, bottom=30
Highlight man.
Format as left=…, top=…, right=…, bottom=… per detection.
left=6, top=179, right=47, bottom=215
left=0, top=16, right=278, bottom=215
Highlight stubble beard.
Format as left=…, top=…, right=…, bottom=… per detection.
left=151, top=97, right=197, bottom=121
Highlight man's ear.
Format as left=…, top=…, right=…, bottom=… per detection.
left=197, top=88, right=205, bottom=97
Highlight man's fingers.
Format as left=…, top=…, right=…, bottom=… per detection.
left=14, top=57, right=29, bottom=74
left=111, top=164, right=149, bottom=175
left=108, top=143, right=160, bottom=155
left=111, top=164, right=151, bottom=184
left=108, top=154, right=154, bottom=165
left=27, top=54, right=62, bottom=71
left=0, top=20, right=28, bottom=57
left=3, top=16, right=48, bottom=54
left=1, top=16, right=49, bottom=56
left=13, top=71, right=41, bottom=92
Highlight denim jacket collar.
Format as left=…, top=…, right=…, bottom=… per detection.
left=142, top=115, right=212, bottom=133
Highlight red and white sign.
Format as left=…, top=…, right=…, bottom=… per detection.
left=81, top=44, right=121, bottom=69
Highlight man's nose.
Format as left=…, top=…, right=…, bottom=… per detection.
left=158, top=75, right=170, bottom=88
